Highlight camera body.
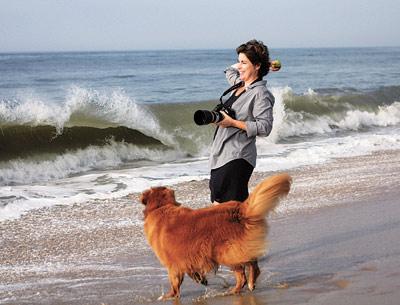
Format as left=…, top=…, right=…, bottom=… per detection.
left=194, top=80, right=242, bottom=126
left=194, top=103, right=236, bottom=126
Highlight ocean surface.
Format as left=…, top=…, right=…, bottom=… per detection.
left=1, top=47, right=400, bottom=221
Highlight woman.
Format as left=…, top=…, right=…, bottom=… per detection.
left=209, top=39, right=275, bottom=204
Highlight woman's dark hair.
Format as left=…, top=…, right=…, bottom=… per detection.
left=236, top=39, right=270, bottom=78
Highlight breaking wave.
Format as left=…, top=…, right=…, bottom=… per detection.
left=1, top=85, right=399, bottom=185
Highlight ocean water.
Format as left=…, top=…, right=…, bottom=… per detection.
left=1, top=47, right=400, bottom=220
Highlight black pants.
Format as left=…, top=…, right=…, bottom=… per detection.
left=209, top=158, right=254, bottom=203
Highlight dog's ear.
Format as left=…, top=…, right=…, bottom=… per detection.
left=139, top=187, right=179, bottom=214
left=162, top=188, right=176, bottom=204
left=139, top=189, right=151, bottom=205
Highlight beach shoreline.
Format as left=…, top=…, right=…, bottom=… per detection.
left=1, top=149, right=400, bottom=304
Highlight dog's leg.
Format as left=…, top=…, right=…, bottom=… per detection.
left=229, top=265, right=247, bottom=294
left=158, top=269, right=184, bottom=300
left=189, top=272, right=208, bottom=286
left=247, top=260, right=261, bottom=291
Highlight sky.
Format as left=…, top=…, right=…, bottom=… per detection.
left=0, top=0, right=399, bottom=52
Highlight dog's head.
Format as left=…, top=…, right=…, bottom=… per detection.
left=139, top=186, right=179, bottom=216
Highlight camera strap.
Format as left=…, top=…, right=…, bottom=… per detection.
left=213, top=81, right=245, bottom=140
left=219, top=81, right=244, bottom=103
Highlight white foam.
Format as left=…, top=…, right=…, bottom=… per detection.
left=0, top=165, right=208, bottom=221
left=337, top=102, right=400, bottom=130
left=2, top=129, right=400, bottom=222
left=256, top=131, right=400, bottom=172
left=0, top=86, right=173, bottom=145
left=268, top=87, right=400, bottom=141
left=267, top=86, right=290, bottom=143
left=0, top=140, right=185, bottom=185
left=66, top=86, right=174, bottom=145
left=0, top=96, right=68, bottom=132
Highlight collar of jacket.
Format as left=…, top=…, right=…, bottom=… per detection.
left=245, top=79, right=267, bottom=90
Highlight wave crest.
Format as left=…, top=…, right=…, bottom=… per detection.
left=269, top=87, right=400, bottom=141
left=0, top=86, right=171, bottom=144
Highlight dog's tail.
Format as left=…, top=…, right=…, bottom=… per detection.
left=220, top=174, right=291, bottom=265
left=245, top=173, right=292, bottom=220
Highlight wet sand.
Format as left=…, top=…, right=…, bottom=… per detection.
left=1, top=150, right=400, bottom=304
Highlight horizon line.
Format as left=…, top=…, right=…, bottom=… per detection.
left=1, top=45, right=399, bottom=55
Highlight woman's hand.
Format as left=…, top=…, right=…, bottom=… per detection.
left=216, top=112, right=247, bottom=131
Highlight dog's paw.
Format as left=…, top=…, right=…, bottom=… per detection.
left=157, top=295, right=170, bottom=301
left=248, top=283, right=256, bottom=291
left=227, top=287, right=242, bottom=295
left=157, top=293, right=178, bottom=301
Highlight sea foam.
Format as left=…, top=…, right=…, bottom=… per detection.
left=0, top=140, right=184, bottom=186
left=268, top=87, right=400, bottom=142
left=0, top=86, right=173, bottom=145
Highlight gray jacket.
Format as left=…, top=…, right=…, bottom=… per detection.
left=209, top=66, right=274, bottom=170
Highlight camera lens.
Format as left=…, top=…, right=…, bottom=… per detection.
left=194, top=110, right=222, bottom=125
left=194, top=110, right=213, bottom=125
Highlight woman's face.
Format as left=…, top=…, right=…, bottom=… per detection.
left=237, top=53, right=260, bottom=83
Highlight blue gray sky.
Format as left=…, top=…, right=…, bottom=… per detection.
left=0, top=0, right=399, bottom=52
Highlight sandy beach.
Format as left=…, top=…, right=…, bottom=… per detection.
left=1, top=149, right=400, bottom=305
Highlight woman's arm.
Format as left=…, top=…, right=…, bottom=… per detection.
left=224, top=64, right=241, bottom=86
left=245, top=90, right=274, bottom=137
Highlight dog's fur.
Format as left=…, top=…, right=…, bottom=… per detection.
left=139, top=173, right=291, bottom=299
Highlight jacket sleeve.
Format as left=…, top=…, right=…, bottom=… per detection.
left=224, top=66, right=241, bottom=86
left=245, top=90, right=274, bottom=138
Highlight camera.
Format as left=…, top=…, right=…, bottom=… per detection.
left=194, top=80, right=242, bottom=126
left=193, top=103, right=236, bottom=125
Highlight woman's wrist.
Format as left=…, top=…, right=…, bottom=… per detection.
left=233, top=119, right=247, bottom=131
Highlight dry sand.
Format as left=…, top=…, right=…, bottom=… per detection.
left=1, top=150, right=400, bottom=304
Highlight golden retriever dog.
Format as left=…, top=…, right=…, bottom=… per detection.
left=139, top=173, right=291, bottom=300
